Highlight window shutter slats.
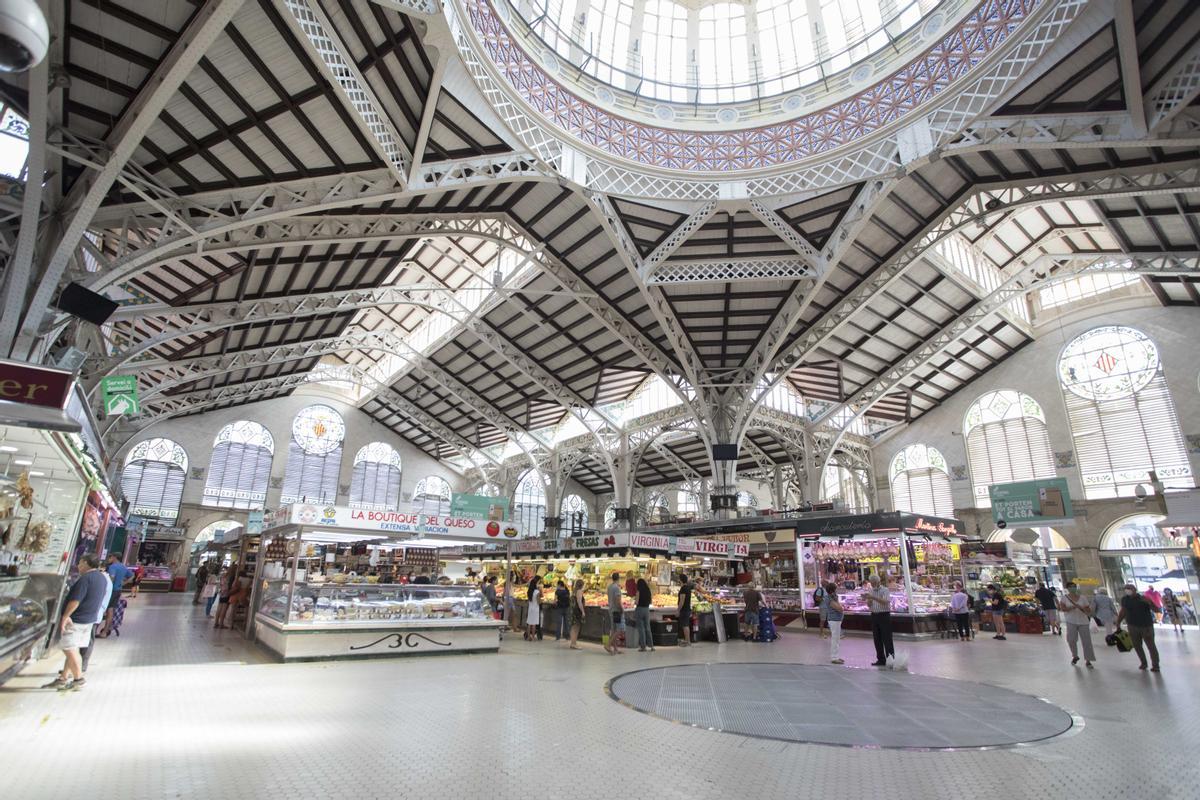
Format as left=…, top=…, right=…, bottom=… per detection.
left=968, top=417, right=1056, bottom=507
left=280, top=438, right=341, bottom=505
left=121, top=460, right=185, bottom=522
left=202, top=441, right=271, bottom=509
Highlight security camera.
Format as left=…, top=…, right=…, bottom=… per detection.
left=0, top=0, right=49, bottom=73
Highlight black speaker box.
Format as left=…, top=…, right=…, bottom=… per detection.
left=53, top=283, right=118, bottom=326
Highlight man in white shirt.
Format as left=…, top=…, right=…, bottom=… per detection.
left=866, top=574, right=894, bottom=666
left=1057, top=582, right=1096, bottom=668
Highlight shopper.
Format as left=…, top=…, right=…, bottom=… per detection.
left=1035, top=582, right=1060, bottom=635
left=98, top=554, right=133, bottom=638
left=525, top=576, right=542, bottom=642
left=950, top=583, right=971, bottom=641
left=824, top=581, right=845, bottom=664
left=813, top=581, right=828, bottom=639
left=635, top=577, right=654, bottom=652
left=482, top=575, right=498, bottom=617
left=866, top=574, right=894, bottom=666
left=569, top=578, right=586, bottom=650
left=1116, top=583, right=1160, bottom=672
left=1092, top=587, right=1118, bottom=635
left=201, top=568, right=220, bottom=618
left=677, top=574, right=693, bottom=647
left=1057, top=582, right=1096, bottom=668
left=742, top=583, right=763, bottom=641
left=130, top=561, right=144, bottom=598
left=606, top=572, right=624, bottom=655
left=79, top=566, right=113, bottom=674
left=214, top=567, right=241, bottom=629
left=192, top=562, right=209, bottom=605
left=988, top=584, right=1008, bottom=640
left=1161, top=588, right=1184, bottom=633
left=43, top=555, right=108, bottom=690
left=1143, top=585, right=1163, bottom=623
left=554, top=580, right=570, bottom=641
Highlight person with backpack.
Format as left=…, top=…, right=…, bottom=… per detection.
left=988, top=584, right=1009, bottom=640
left=813, top=582, right=828, bottom=639
left=823, top=582, right=845, bottom=664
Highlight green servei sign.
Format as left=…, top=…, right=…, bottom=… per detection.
left=100, top=375, right=140, bottom=416
left=989, top=478, right=1073, bottom=526
left=449, top=493, right=509, bottom=521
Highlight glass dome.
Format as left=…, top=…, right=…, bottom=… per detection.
left=516, top=0, right=944, bottom=104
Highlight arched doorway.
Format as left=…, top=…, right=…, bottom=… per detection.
left=1099, top=515, right=1197, bottom=625
left=987, top=527, right=1074, bottom=586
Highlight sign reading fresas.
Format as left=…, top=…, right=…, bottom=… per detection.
left=273, top=504, right=524, bottom=539
left=450, top=493, right=509, bottom=521
left=0, top=359, right=74, bottom=408
left=989, top=478, right=1073, bottom=526
left=100, top=374, right=140, bottom=416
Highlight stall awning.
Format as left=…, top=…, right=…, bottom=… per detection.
left=0, top=399, right=81, bottom=433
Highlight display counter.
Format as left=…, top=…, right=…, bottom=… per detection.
left=138, top=566, right=174, bottom=593
left=0, top=594, right=47, bottom=682
left=256, top=581, right=502, bottom=662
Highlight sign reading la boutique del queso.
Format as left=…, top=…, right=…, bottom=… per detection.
left=275, top=504, right=524, bottom=539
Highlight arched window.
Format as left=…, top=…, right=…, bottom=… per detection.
left=202, top=421, right=273, bottom=509
left=514, top=471, right=546, bottom=536
left=642, top=491, right=670, bottom=524
left=890, top=444, right=954, bottom=517
left=677, top=488, right=700, bottom=516
left=1059, top=326, right=1192, bottom=499
left=349, top=442, right=402, bottom=511
left=121, top=438, right=188, bottom=522
left=822, top=460, right=871, bottom=513
left=412, top=475, right=452, bottom=516
left=560, top=493, right=589, bottom=529
left=280, top=405, right=344, bottom=505
left=603, top=501, right=617, bottom=529
left=963, top=391, right=1055, bottom=507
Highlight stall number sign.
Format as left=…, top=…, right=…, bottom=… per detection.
left=100, top=375, right=140, bottom=416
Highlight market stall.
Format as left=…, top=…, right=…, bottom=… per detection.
left=0, top=361, right=111, bottom=684
left=449, top=531, right=749, bottom=646
left=250, top=504, right=515, bottom=661
left=960, top=540, right=1048, bottom=633
left=796, top=512, right=968, bottom=637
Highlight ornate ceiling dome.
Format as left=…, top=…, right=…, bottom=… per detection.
left=514, top=0, right=955, bottom=105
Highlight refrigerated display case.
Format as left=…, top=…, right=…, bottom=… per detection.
left=0, top=596, right=47, bottom=683
left=255, top=581, right=501, bottom=661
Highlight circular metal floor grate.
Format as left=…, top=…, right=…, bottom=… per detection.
left=606, top=663, right=1077, bottom=750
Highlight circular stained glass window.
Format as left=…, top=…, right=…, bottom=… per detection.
left=292, top=405, right=345, bottom=455
left=1059, top=326, right=1159, bottom=402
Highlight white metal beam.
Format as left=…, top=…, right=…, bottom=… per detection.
left=1146, top=36, right=1200, bottom=133
left=1114, top=0, right=1148, bottom=137
left=9, top=0, right=247, bottom=359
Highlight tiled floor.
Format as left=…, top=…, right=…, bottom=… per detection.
left=1, top=595, right=1197, bottom=800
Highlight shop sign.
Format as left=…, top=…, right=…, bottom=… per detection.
left=563, top=533, right=627, bottom=551
left=0, top=359, right=74, bottom=408
left=988, top=478, right=1073, bottom=526
left=676, top=538, right=750, bottom=558
left=450, top=493, right=509, bottom=521
left=708, top=533, right=751, bottom=543
left=797, top=512, right=901, bottom=538
left=99, top=375, right=140, bottom=416
left=1110, top=530, right=1187, bottom=551
left=246, top=510, right=264, bottom=535
left=630, top=533, right=670, bottom=550
left=906, top=517, right=963, bottom=537
left=513, top=538, right=559, bottom=553
left=279, top=504, right=524, bottom=540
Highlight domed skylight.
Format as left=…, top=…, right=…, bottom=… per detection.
left=516, top=0, right=943, bottom=104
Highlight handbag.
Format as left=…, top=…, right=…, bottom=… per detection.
left=1105, top=630, right=1132, bottom=652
